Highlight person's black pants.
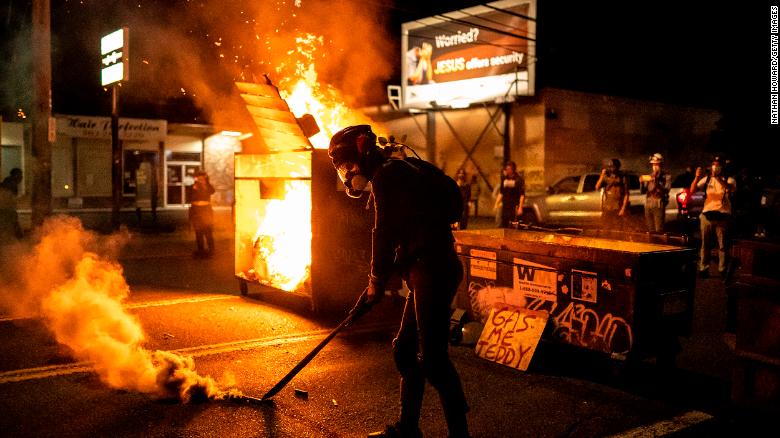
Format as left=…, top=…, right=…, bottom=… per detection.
left=195, top=226, right=214, bottom=254
left=393, top=250, right=469, bottom=437
left=190, top=205, right=214, bottom=254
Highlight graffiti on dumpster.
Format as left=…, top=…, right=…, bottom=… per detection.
left=475, top=306, right=548, bottom=371
left=468, top=283, right=634, bottom=355
left=550, top=302, right=633, bottom=355
left=468, top=282, right=525, bottom=320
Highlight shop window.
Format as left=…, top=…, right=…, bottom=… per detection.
left=123, top=150, right=158, bottom=196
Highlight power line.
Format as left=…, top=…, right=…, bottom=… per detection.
left=483, top=4, right=536, bottom=22
left=407, top=19, right=535, bottom=59
left=433, top=13, right=536, bottom=42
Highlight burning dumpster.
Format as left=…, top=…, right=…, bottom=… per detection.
left=234, top=80, right=374, bottom=314
left=454, top=228, right=696, bottom=361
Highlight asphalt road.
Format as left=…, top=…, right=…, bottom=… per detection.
left=0, top=219, right=774, bottom=437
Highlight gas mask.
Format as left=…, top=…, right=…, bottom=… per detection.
left=336, top=161, right=369, bottom=198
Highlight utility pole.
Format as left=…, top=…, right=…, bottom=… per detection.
left=111, top=86, right=121, bottom=230
left=503, top=103, right=512, bottom=163
left=31, top=0, right=52, bottom=226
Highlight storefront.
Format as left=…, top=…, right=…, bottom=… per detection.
left=2, top=116, right=240, bottom=221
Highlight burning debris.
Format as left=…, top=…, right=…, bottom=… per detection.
left=0, top=216, right=238, bottom=403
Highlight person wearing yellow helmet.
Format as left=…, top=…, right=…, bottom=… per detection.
left=642, top=153, right=672, bottom=232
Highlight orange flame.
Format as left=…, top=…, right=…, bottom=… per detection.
left=251, top=180, right=311, bottom=292
left=278, top=33, right=378, bottom=148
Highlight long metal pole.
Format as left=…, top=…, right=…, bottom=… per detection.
left=260, top=291, right=371, bottom=400
left=111, top=86, right=121, bottom=230
left=503, top=103, right=512, bottom=163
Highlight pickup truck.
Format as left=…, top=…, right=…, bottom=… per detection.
left=522, top=172, right=685, bottom=228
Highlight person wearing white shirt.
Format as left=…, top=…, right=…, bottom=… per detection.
left=691, top=157, right=736, bottom=277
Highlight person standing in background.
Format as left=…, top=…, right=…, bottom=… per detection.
left=455, top=168, right=471, bottom=229
left=692, top=156, right=736, bottom=277
left=642, top=153, right=671, bottom=232
left=189, top=170, right=215, bottom=259
left=595, top=158, right=629, bottom=230
left=469, top=174, right=481, bottom=218
left=493, top=161, right=525, bottom=228
left=0, top=168, right=23, bottom=243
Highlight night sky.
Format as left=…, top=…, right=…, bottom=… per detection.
left=0, top=0, right=776, bottom=155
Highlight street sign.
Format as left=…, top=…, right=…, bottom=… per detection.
left=101, top=28, right=129, bottom=86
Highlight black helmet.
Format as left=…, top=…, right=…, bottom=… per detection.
left=329, top=125, right=380, bottom=198
left=328, top=125, right=377, bottom=168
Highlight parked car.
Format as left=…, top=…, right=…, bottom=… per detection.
left=522, top=172, right=641, bottom=227
left=523, top=172, right=686, bottom=229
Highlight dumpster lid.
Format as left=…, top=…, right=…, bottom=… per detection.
left=454, top=228, right=684, bottom=254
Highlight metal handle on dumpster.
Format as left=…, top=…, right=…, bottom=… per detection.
left=260, top=289, right=373, bottom=400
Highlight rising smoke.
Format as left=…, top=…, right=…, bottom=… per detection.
left=3, top=0, right=393, bottom=132
left=0, top=216, right=234, bottom=402
left=108, top=0, right=392, bottom=128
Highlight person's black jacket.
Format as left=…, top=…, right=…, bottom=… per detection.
left=369, top=158, right=455, bottom=288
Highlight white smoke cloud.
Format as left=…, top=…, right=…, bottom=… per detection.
left=0, top=216, right=236, bottom=402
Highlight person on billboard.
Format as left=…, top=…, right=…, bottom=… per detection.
left=595, top=158, right=630, bottom=230
left=406, top=42, right=434, bottom=85
left=328, top=125, right=470, bottom=438
left=188, top=170, right=215, bottom=259
left=493, top=161, right=525, bottom=228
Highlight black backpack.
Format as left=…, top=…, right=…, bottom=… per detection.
left=404, top=158, right=464, bottom=225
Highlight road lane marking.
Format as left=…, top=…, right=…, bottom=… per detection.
left=0, top=321, right=395, bottom=384
left=0, top=295, right=236, bottom=323
left=606, top=410, right=713, bottom=437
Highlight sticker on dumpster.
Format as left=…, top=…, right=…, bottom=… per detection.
left=512, top=258, right=557, bottom=303
left=475, top=305, right=548, bottom=371
left=470, top=249, right=497, bottom=279
left=571, top=269, right=598, bottom=303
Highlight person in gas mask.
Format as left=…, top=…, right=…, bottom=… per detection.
left=328, top=125, right=470, bottom=438
left=691, top=156, right=736, bottom=277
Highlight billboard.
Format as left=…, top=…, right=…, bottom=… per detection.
left=401, top=0, right=536, bottom=109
